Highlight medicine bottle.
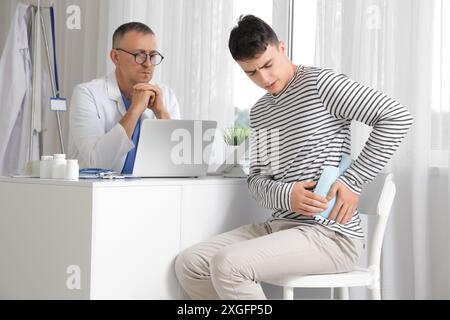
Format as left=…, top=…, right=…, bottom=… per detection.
left=65, top=160, right=79, bottom=180
left=39, top=155, right=53, bottom=179
left=52, top=154, right=66, bottom=179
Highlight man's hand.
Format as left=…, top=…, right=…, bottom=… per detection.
left=144, top=84, right=163, bottom=113
left=129, top=83, right=156, bottom=116
left=120, top=83, right=161, bottom=139
left=132, top=83, right=169, bottom=119
left=326, top=181, right=359, bottom=224
left=291, top=181, right=328, bottom=216
left=120, top=83, right=171, bottom=138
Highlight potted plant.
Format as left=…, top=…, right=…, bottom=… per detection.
left=223, top=126, right=249, bottom=147
left=222, top=126, right=250, bottom=177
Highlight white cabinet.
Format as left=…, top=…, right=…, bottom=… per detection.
left=180, top=183, right=270, bottom=249
left=0, top=181, right=93, bottom=299
left=0, top=177, right=270, bottom=299
left=90, top=185, right=182, bottom=299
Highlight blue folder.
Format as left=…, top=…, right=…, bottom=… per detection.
left=314, top=154, right=352, bottom=219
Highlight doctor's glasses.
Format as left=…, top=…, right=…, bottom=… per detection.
left=115, top=48, right=164, bottom=66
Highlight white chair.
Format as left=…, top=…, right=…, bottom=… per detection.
left=263, top=173, right=396, bottom=300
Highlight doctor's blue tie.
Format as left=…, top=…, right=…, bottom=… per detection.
left=121, top=95, right=141, bottom=174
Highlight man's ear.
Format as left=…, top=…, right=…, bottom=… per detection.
left=110, top=49, right=119, bottom=65
left=278, top=41, right=286, bottom=55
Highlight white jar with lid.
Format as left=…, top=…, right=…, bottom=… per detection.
left=64, top=159, right=79, bottom=180
left=39, top=155, right=53, bottom=179
left=52, top=154, right=66, bottom=179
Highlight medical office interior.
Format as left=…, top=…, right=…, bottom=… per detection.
left=0, top=0, right=449, bottom=300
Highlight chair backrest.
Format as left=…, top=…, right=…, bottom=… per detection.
left=358, top=173, right=396, bottom=268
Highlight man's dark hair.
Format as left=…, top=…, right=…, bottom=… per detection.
left=112, top=22, right=155, bottom=48
left=228, top=15, right=279, bottom=61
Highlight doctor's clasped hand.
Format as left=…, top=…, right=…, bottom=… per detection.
left=138, top=83, right=169, bottom=119
left=120, top=83, right=169, bottom=139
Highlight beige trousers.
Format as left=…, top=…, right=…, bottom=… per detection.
left=175, top=219, right=364, bottom=300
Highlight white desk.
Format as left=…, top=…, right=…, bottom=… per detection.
left=0, top=176, right=271, bottom=299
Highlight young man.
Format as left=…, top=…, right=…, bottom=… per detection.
left=175, top=15, right=413, bottom=299
left=68, top=22, right=180, bottom=173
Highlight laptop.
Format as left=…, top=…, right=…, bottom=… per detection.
left=132, top=119, right=218, bottom=178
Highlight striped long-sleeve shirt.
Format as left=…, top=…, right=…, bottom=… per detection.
left=248, top=66, right=413, bottom=239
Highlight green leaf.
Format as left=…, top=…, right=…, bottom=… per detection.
left=223, top=126, right=250, bottom=146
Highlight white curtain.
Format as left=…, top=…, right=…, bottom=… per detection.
left=0, top=0, right=235, bottom=164
left=0, top=1, right=18, bottom=55
left=316, top=0, right=450, bottom=299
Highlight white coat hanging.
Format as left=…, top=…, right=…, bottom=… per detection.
left=0, top=3, right=38, bottom=176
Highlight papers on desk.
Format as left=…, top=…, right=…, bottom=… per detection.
left=78, top=168, right=140, bottom=180
left=78, top=174, right=141, bottom=180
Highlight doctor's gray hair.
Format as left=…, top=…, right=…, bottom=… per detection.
left=228, top=15, right=279, bottom=61
left=112, top=22, right=155, bottom=48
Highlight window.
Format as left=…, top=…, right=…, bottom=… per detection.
left=430, top=0, right=450, bottom=167
left=232, top=0, right=273, bottom=128
left=291, top=0, right=318, bottom=66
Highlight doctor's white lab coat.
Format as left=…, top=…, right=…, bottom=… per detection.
left=0, top=3, right=38, bottom=176
left=68, top=72, right=181, bottom=172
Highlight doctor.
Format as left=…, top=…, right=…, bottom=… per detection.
left=68, top=22, right=181, bottom=173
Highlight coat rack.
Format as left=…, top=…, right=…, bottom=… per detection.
left=26, top=0, right=65, bottom=160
